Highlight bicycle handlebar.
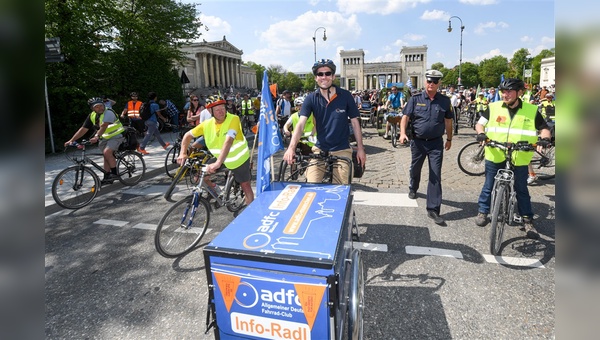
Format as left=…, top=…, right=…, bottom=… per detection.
left=294, top=152, right=352, bottom=165
left=485, top=140, right=537, bottom=152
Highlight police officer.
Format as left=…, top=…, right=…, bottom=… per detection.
left=399, top=70, right=454, bottom=225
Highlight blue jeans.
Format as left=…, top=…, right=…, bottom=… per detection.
left=477, top=160, right=533, bottom=218
left=140, top=120, right=167, bottom=149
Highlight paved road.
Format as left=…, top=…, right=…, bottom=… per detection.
left=45, top=123, right=555, bottom=339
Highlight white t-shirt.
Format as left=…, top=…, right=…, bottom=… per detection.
left=199, top=108, right=212, bottom=123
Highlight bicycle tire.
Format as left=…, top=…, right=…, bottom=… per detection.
left=224, top=173, right=246, bottom=213
left=391, top=125, right=398, bottom=148
left=117, top=151, right=146, bottom=185
left=164, top=144, right=181, bottom=178
left=52, top=166, right=100, bottom=209
left=164, top=164, right=189, bottom=200
left=531, top=145, right=555, bottom=180
left=457, top=141, right=486, bottom=176
left=155, top=195, right=210, bottom=258
left=489, top=184, right=509, bottom=255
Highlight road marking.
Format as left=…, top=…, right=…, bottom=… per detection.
left=131, top=223, right=158, bottom=231
left=93, top=219, right=129, bottom=227
left=353, top=242, right=388, bottom=252
left=482, top=254, right=545, bottom=268
left=405, top=245, right=464, bottom=259
left=353, top=192, right=418, bottom=207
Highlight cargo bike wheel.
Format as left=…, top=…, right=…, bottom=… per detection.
left=348, top=249, right=365, bottom=339
left=155, top=194, right=211, bottom=258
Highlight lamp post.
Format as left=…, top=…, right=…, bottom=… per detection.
left=313, top=27, right=327, bottom=63
left=447, top=16, right=464, bottom=86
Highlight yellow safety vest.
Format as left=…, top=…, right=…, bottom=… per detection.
left=240, top=100, right=254, bottom=116
left=90, top=108, right=125, bottom=139
left=203, top=113, right=250, bottom=169
left=540, top=101, right=555, bottom=119
left=475, top=97, right=488, bottom=111
left=484, top=101, right=538, bottom=166
left=291, top=113, right=315, bottom=147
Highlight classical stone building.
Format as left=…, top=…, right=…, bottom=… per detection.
left=178, top=36, right=257, bottom=91
left=339, top=45, right=428, bottom=91
left=539, top=56, right=555, bottom=88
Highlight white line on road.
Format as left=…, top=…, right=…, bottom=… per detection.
left=131, top=223, right=158, bottom=231
left=353, top=191, right=418, bottom=207
left=353, top=242, right=388, bottom=252
left=406, top=245, right=464, bottom=259
left=93, top=219, right=129, bottom=227
left=482, top=254, right=545, bottom=268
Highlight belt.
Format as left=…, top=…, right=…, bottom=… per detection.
left=413, top=136, right=442, bottom=141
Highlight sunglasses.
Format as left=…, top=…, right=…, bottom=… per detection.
left=192, top=99, right=199, bottom=101
left=316, top=71, right=333, bottom=77
left=426, top=79, right=440, bottom=84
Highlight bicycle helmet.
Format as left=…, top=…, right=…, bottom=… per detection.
left=130, top=92, right=138, bottom=97
left=87, top=97, right=104, bottom=108
left=294, top=97, right=305, bottom=106
left=312, top=58, right=336, bottom=75
left=498, top=78, right=525, bottom=91
left=206, top=95, right=226, bottom=109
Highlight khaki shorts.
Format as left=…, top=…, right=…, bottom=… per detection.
left=306, top=147, right=353, bottom=184
left=99, top=134, right=125, bottom=152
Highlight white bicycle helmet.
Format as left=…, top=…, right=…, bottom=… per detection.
left=294, top=97, right=305, bottom=106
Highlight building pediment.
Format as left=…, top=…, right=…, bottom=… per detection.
left=205, top=36, right=243, bottom=54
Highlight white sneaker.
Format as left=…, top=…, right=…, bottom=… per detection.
left=527, top=174, right=537, bottom=185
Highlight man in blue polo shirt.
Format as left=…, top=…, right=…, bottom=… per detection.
left=283, top=59, right=366, bottom=184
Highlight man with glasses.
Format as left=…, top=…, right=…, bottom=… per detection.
left=121, top=92, right=144, bottom=133
left=283, top=59, right=366, bottom=184
left=399, top=69, right=454, bottom=225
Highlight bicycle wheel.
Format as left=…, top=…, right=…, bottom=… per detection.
left=117, top=151, right=146, bottom=185
left=164, top=164, right=189, bottom=200
left=457, top=141, right=486, bottom=176
left=224, top=173, right=246, bottom=213
left=490, top=184, right=509, bottom=255
left=391, top=124, right=398, bottom=148
left=531, top=145, right=555, bottom=180
left=164, top=144, right=181, bottom=178
left=155, top=195, right=210, bottom=258
left=52, top=166, right=100, bottom=209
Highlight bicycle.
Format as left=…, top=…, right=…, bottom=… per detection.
left=164, top=148, right=213, bottom=200
left=386, top=111, right=402, bottom=148
left=277, top=151, right=353, bottom=184
left=52, top=139, right=146, bottom=209
left=486, top=140, right=538, bottom=255
left=163, top=124, right=194, bottom=178
left=155, top=165, right=246, bottom=258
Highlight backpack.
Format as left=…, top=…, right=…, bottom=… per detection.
left=119, top=127, right=139, bottom=151
left=139, top=101, right=152, bottom=121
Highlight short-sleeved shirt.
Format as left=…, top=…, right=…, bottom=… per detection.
left=189, top=114, right=245, bottom=144
left=387, top=92, right=403, bottom=109
left=82, top=108, right=119, bottom=130
left=300, top=86, right=359, bottom=151
left=403, top=92, right=454, bottom=140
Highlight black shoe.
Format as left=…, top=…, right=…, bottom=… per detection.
left=427, top=210, right=446, bottom=226
left=101, top=173, right=119, bottom=185
left=408, top=191, right=416, bottom=199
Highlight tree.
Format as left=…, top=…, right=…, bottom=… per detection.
left=508, top=48, right=531, bottom=79
left=478, top=56, right=509, bottom=87
left=431, top=62, right=445, bottom=71
left=459, top=62, right=479, bottom=88
left=246, top=61, right=265, bottom=88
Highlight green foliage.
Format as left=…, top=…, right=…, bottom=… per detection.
left=507, top=48, right=531, bottom=79
left=478, top=56, right=509, bottom=87
left=45, top=0, right=203, bottom=153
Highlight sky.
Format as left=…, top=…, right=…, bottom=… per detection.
left=182, top=0, right=555, bottom=75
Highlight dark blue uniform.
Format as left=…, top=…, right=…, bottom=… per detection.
left=403, top=91, right=454, bottom=214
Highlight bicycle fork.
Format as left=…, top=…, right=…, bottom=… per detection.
left=180, top=192, right=200, bottom=229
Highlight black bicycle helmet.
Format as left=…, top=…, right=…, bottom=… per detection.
left=498, top=78, right=525, bottom=91
left=312, top=58, right=336, bottom=75
left=88, top=97, right=104, bottom=108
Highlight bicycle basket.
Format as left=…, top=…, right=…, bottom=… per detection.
left=386, top=113, right=402, bottom=124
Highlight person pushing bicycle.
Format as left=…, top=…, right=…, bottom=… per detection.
left=474, top=78, right=552, bottom=239
left=64, top=97, right=126, bottom=185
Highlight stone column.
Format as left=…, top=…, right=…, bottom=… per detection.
left=208, top=54, right=214, bottom=87
left=195, top=54, right=202, bottom=89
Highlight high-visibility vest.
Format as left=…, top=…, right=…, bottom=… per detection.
left=540, top=101, right=555, bottom=119
left=240, top=100, right=254, bottom=116
left=90, top=108, right=125, bottom=139
left=291, top=113, right=315, bottom=147
left=203, top=113, right=250, bottom=169
left=484, top=101, right=538, bottom=166
left=475, top=97, right=488, bottom=111
left=126, top=101, right=142, bottom=118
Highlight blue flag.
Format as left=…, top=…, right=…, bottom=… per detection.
left=256, top=70, right=284, bottom=195
left=406, top=78, right=413, bottom=89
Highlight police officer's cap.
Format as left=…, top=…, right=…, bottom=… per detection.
left=425, top=69, right=443, bottom=80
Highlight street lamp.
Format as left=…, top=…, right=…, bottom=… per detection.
left=447, top=16, right=464, bottom=86
left=313, top=27, right=327, bottom=62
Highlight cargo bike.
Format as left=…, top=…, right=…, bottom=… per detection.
left=203, top=154, right=365, bottom=339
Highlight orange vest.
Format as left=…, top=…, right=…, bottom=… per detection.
left=126, top=101, right=142, bottom=118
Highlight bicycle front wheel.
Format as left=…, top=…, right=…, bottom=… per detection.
left=164, top=144, right=181, bottom=178
left=224, top=174, right=246, bottom=212
left=391, top=125, right=398, bottom=148
left=531, top=145, right=555, bottom=180
left=52, top=166, right=100, bottom=209
left=117, top=151, right=146, bottom=185
left=457, top=141, right=486, bottom=176
left=490, top=184, right=509, bottom=255
left=155, top=195, right=210, bottom=258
